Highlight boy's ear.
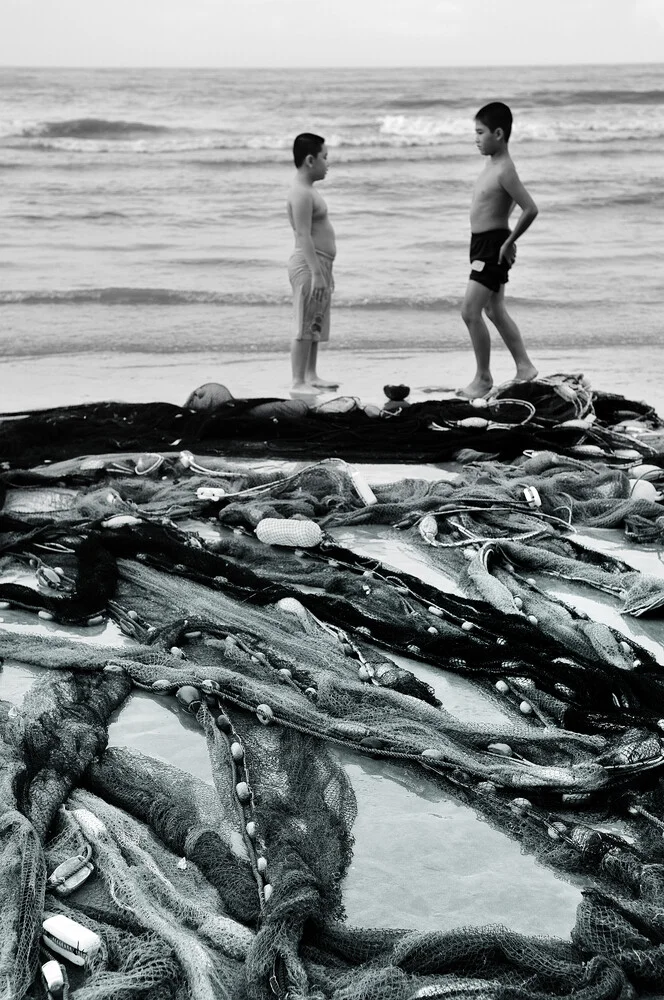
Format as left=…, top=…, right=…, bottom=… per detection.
left=494, top=127, right=504, bottom=141
left=305, top=154, right=314, bottom=167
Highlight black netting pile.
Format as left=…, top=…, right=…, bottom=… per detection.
left=3, top=375, right=664, bottom=998
left=0, top=373, right=661, bottom=468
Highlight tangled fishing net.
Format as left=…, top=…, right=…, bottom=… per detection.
left=3, top=374, right=664, bottom=998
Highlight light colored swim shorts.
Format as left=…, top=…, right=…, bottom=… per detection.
left=288, top=249, right=335, bottom=343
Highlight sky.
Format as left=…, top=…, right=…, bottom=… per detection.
left=2, top=0, right=663, bottom=68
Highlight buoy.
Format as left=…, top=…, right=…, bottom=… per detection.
left=176, top=686, right=202, bottom=713
left=276, top=597, right=308, bottom=617
left=257, top=856, right=268, bottom=874
left=41, top=959, right=65, bottom=994
left=230, top=742, right=244, bottom=761
left=457, top=416, right=489, bottom=429
left=150, top=678, right=171, bottom=690
left=263, top=883, right=273, bottom=902
left=42, top=915, right=101, bottom=967
left=495, top=680, right=509, bottom=694
left=235, top=781, right=251, bottom=803
left=358, top=665, right=373, bottom=681
left=38, top=566, right=62, bottom=587
left=201, top=679, right=221, bottom=694
left=418, top=514, right=439, bottom=544
left=245, top=821, right=256, bottom=838
left=487, top=742, right=512, bottom=756
left=421, top=748, right=444, bottom=760
left=100, top=514, right=142, bottom=529
left=255, top=517, right=323, bottom=548
left=215, top=715, right=232, bottom=733
left=256, top=704, right=274, bottom=725
left=510, top=797, right=532, bottom=814
left=519, top=700, right=533, bottom=715
left=38, top=610, right=54, bottom=620
left=629, top=478, right=660, bottom=501
left=461, top=621, right=473, bottom=631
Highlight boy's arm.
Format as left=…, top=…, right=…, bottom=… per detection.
left=498, top=164, right=538, bottom=264
left=290, top=189, right=327, bottom=300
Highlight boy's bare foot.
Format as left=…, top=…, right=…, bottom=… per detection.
left=515, top=364, right=539, bottom=382
left=458, top=376, right=493, bottom=399
left=290, top=382, right=321, bottom=398
left=307, top=376, right=340, bottom=389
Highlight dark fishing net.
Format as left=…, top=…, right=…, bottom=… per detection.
left=1, top=374, right=661, bottom=468
left=5, top=382, right=664, bottom=998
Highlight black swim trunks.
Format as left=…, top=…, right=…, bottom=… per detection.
left=469, top=228, right=513, bottom=294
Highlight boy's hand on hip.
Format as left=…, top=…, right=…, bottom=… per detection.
left=499, top=241, right=516, bottom=266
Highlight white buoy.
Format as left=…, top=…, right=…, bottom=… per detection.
left=255, top=517, right=323, bottom=548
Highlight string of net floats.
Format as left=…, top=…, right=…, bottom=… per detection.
left=3, top=379, right=664, bottom=997
left=1, top=373, right=662, bottom=469
left=4, top=562, right=664, bottom=999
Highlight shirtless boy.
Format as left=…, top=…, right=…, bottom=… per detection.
left=459, top=102, right=539, bottom=399
left=287, top=132, right=338, bottom=394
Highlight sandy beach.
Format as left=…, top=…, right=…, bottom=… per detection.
left=4, top=342, right=664, bottom=416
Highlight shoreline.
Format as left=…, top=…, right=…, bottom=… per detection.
left=2, top=342, right=664, bottom=416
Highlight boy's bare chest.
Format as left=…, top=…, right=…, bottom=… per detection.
left=472, top=169, right=505, bottom=205
left=311, top=193, right=328, bottom=221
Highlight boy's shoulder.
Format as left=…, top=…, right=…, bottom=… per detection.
left=287, top=178, right=314, bottom=203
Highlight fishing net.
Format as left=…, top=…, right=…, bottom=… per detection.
left=4, top=375, right=664, bottom=998
left=1, top=374, right=661, bottom=469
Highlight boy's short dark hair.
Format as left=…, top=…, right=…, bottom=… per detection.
left=293, top=133, right=325, bottom=168
left=475, top=102, right=512, bottom=142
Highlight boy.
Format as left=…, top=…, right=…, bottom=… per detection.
left=459, top=102, right=539, bottom=399
left=287, top=132, right=339, bottom=394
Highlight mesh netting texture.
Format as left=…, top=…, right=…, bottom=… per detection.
left=3, top=375, right=664, bottom=999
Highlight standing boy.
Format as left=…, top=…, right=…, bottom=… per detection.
left=287, top=133, right=339, bottom=394
left=459, top=102, right=538, bottom=399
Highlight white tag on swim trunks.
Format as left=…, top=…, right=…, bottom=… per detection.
left=470, top=260, right=485, bottom=272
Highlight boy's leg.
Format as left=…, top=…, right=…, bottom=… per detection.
left=303, top=343, right=340, bottom=389
left=459, top=280, right=495, bottom=397
left=484, top=286, right=538, bottom=381
left=291, top=339, right=318, bottom=393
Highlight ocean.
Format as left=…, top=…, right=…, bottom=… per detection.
left=1, top=63, right=663, bottom=369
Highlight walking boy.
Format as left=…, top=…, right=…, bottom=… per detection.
left=287, top=133, right=338, bottom=394
left=459, top=102, right=538, bottom=399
